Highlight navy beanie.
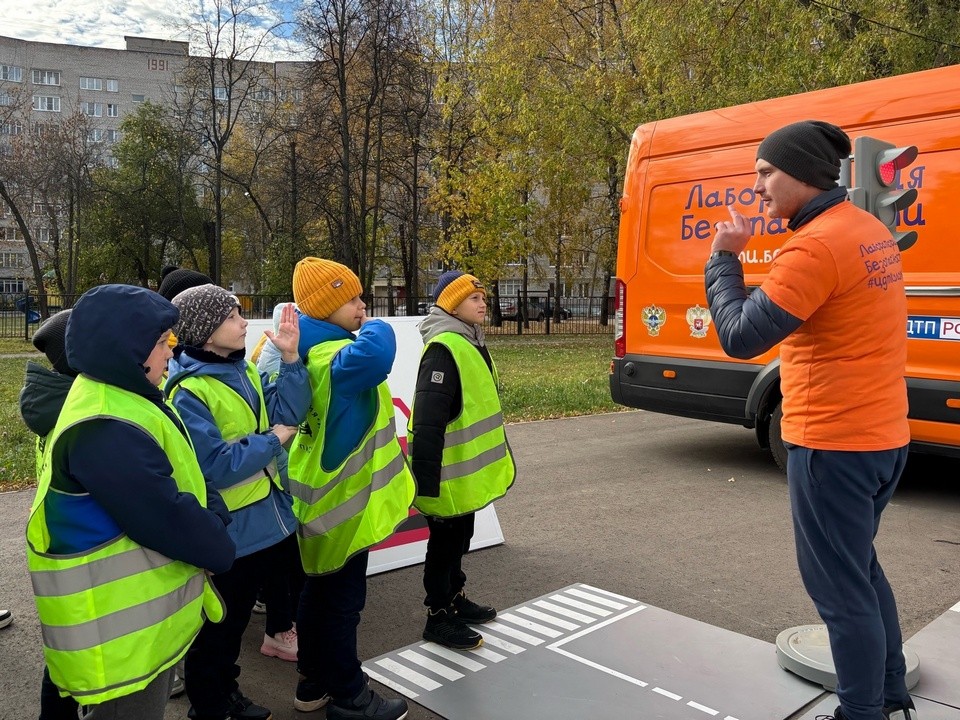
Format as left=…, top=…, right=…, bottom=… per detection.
left=757, top=120, right=851, bottom=190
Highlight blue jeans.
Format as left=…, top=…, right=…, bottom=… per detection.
left=786, top=444, right=910, bottom=720
left=296, top=550, right=369, bottom=700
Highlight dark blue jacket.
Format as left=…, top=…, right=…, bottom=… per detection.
left=47, top=285, right=235, bottom=573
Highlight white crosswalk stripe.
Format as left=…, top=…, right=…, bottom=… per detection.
left=364, top=586, right=643, bottom=700
left=496, top=612, right=563, bottom=638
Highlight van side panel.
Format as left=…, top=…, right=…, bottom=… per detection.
left=612, top=65, right=960, bottom=452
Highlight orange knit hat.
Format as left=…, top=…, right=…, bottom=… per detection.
left=293, top=257, right=363, bottom=319
left=434, top=270, right=485, bottom=313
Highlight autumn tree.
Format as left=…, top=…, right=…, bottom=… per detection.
left=80, top=103, right=206, bottom=287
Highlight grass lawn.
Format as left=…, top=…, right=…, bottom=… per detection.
left=488, top=334, right=621, bottom=422
left=0, top=334, right=622, bottom=491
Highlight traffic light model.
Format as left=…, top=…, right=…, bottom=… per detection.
left=852, top=136, right=920, bottom=251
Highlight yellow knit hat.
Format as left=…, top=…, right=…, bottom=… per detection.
left=293, top=257, right=363, bottom=319
left=434, top=270, right=485, bottom=313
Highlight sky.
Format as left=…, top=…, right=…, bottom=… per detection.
left=0, top=0, right=304, bottom=60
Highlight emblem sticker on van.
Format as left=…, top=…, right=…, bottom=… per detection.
left=685, top=305, right=712, bottom=338
left=641, top=305, right=666, bottom=336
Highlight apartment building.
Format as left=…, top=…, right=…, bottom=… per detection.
left=0, top=34, right=305, bottom=294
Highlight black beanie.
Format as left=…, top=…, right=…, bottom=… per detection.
left=158, top=268, right=213, bottom=300
left=32, top=309, right=76, bottom=376
left=756, top=120, right=851, bottom=190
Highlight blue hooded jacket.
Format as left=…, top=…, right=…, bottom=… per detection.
left=165, top=347, right=310, bottom=558
left=297, top=315, right=396, bottom=469
left=47, top=284, right=235, bottom=573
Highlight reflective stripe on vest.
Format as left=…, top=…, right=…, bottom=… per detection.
left=26, top=375, right=225, bottom=705
left=168, top=362, right=282, bottom=511
left=288, top=339, right=415, bottom=575
left=411, top=332, right=516, bottom=517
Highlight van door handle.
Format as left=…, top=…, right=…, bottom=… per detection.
left=905, top=287, right=960, bottom=297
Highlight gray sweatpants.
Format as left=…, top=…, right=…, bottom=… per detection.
left=81, top=668, right=174, bottom=720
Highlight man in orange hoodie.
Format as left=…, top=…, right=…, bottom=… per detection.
left=705, top=120, right=913, bottom=720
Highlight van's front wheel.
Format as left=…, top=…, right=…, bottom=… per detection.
left=769, top=401, right=788, bottom=475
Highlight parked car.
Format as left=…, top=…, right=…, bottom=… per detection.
left=499, top=298, right=570, bottom=321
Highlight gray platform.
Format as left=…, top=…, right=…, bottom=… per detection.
left=364, top=584, right=823, bottom=720
left=903, top=602, right=960, bottom=710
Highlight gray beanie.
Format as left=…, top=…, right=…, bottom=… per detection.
left=171, top=284, right=240, bottom=348
left=757, top=120, right=851, bottom=190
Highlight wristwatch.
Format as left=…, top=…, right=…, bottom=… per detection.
left=709, top=250, right=737, bottom=260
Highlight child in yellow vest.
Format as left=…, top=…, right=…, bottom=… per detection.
left=166, top=286, right=309, bottom=720
left=408, top=271, right=516, bottom=649
left=288, top=257, right=414, bottom=720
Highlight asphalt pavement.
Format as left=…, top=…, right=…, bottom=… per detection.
left=2, top=410, right=959, bottom=720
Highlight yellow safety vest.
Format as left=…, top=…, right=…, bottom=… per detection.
left=167, top=362, right=281, bottom=512
left=288, top=339, right=415, bottom=575
left=410, top=332, right=516, bottom=517
left=26, top=375, right=225, bottom=705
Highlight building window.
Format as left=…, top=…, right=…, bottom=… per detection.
left=103, top=156, right=119, bottom=169
left=1, top=65, right=22, bottom=82
left=0, top=92, right=13, bottom=106
left=3, top=227, right=20, bottom=241
left=500, top=280, right=521, bottom=297
left=79, top=76, right=103, bottom=91
left=214, top=87, right=228, bottom=101
left=106, top=79, right=119, bottom=92
left=88, top=128, right=105, bottom=142
left=81, top=101, right=103, bottom=117
left=1, top=279, right=25, bottom=293
left=252, top=88, right=273, bottom=101
left=33, top=95, right=61, bottom=112
left=0, top=122, right=20, bottom=136
left=32, top=69, right=60, bottom=86
left=249, top=110, right=264, bottom=124
left=104, top=129, right=119, bottom=143
left=38, top=228, right=51, bottom=243
left=131, top=94, right=145, bottom=103
left=107, top=103, right=118, bottom=117
left=0, top=252, right=24, bottom=268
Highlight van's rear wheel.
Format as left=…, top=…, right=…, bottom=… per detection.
left=769, top=401, right=788, bottom=475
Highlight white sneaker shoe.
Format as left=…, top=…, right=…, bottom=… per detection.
left=169, top=661, right=185, bottom=698
left=0, top=610, right=11, bottom=629
left=260, top=628, right=297, bottom=662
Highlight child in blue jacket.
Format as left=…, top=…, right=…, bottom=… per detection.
left=166, top=285, right=310, bottom=720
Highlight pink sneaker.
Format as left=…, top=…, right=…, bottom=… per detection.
left=260, top=628, right=298, bottom=662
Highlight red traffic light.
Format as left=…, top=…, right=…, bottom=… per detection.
left=876, top=146, right=918, bottom=187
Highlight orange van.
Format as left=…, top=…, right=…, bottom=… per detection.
left=610, top=65, right=960, bottom=469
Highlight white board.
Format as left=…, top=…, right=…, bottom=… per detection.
left=245, top=312, right=505, bottom=575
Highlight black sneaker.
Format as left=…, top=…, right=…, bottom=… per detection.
left=452, top=591, right=497, bottom=624
left=226, top=691, right=271, bottom=720
left=326, top=686, right=407, bottom=720
left=423, top=607, right=483, bottom=650
left=884, top=698, right=918, bottom=720
left=294, top=676, right=330, bottom=713
left=815, top=707, right=847, bottom=720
